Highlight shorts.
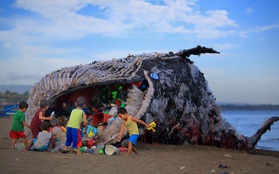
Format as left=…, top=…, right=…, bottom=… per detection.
left=65, top=127, right=82, bottom=149
left=9, top=131, right=26, bottom=139
left=29, top=138, right=50, bottom=152
left=128, top=134, right=139, bottom=146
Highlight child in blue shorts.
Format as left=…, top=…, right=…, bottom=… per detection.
left=62, top=97, right=87, bottom=154
left=117, top=107, right=150, bottom=156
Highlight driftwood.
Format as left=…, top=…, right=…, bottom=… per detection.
left=24, top=46, right=278, bottom=150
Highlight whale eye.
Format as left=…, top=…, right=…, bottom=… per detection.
left=150, top=72, right=159, bottom=80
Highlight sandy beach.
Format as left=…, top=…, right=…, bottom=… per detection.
left=1, top=116, right=278, bottom=174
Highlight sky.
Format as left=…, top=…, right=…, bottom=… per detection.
left=0, top=0, right=278, bottom=105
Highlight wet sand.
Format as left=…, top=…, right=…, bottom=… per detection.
left=1, top=116, right=278, bottom=174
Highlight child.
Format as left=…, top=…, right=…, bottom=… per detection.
left=9, top=101, right=30, bottom=150
left=117, top=107, right=150, bottom=156
left=62, top=97, right=87, bottom=154
left=50, top=126, right=64, bottom=152
left=30, top=121, right=55, bottom=151
left=28, top=99, right=52, bottom=150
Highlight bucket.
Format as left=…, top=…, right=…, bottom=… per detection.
left=104, top=145, right=120, bottom=155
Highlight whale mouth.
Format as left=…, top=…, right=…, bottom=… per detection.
left=48, top=71, right=154, bottom=144
left=49, top=69, right=155, bottom=128
left=51, top=79, right=148, bottom=116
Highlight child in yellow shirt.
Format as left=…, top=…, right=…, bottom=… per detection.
left=117, top=108, right=150, bottom=156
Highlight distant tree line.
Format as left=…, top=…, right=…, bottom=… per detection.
left=0, top=91, right=29, bottom=105
left=0, top=90, right=29, bottom=96
left=219, top=104, right=279, bottom=110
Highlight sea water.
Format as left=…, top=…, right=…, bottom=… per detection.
left=221, top=110, right=279, bottom=151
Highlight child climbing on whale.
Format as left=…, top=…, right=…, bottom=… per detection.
left=117, top=107, right=150, bottom=156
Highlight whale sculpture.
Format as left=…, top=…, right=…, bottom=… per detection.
left=25, top=46, right=278, bottom=150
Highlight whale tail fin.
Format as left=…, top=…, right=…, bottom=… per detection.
left=247, top=116, right=279, bottom=149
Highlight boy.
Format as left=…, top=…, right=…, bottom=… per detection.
left=30, top=121, right=55, bottom=151
left=9, top=101, right=30, bottom=150
left=117, top=107, right=150, bottom=156
left=62, top=97, right=87, bottom=154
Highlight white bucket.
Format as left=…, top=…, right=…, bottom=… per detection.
left=105, top=145, right=120, bottom=155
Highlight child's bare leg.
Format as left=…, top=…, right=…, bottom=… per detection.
left=63, top=146, right=68, bottom=151
left=132, top=146, right=138, bottom=155
left=77, top=147, right=81, bottom=155
left=11, top=138, right=17, bottom=150
left=126, top=141, right=133, bottom=156
left=27, top=139, right=33, bottom=150
left=23, top=138, right=28, bottom=150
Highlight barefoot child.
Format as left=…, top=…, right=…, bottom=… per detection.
left=62, top=97, right=87, bottom=154
left=117, top=107, right=150, bottom=156
left=30, top=121, right=55, bottom=151
left=9, top=101, right=30, bottom=150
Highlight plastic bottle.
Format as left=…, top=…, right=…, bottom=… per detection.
left=15, top=143, right=25, bottom=151
left=89, top=148, right=94, bottom=154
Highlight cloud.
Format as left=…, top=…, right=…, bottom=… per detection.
left=254, top=24, right=279, bottom=32
left=0, top=0, right=240, bottom=85
left=10, top=0, right=237, bottom=39
left=0, top=44, right=91, bottom=85
left=212, top=43, right=239, bottom=50
left=245, top=7, right=253, bottom=14
left=236, top=23, right=279, bottom=39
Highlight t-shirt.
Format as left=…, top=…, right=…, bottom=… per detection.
left=67, top=109, right=84, bottom=129
left=124, top=116, right=139, bottom=136
left=34, top=131, right=52, bottom=149
left=11, top=110, right=25, bottom=131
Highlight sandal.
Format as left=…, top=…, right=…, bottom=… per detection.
left=72, top=148, right=78, bottom=154
left=61, top=149, right=69, bottom=153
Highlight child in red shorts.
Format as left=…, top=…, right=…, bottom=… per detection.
left=9, top=101, right=30, bottom=150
